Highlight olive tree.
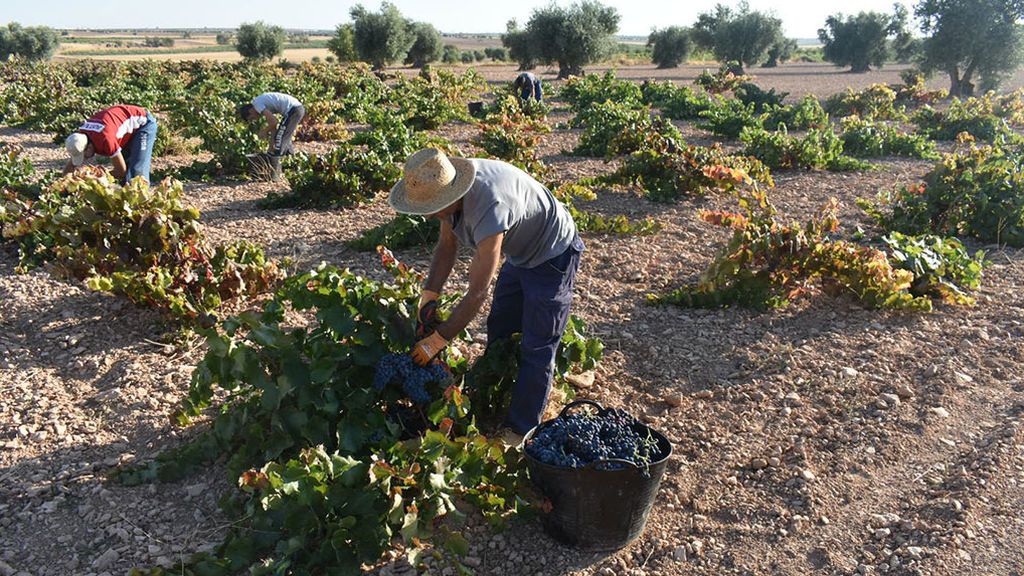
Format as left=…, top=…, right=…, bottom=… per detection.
left=916, top=0, right=1024, bottom=96
left=404, top=22, right=442, bottom=68
left=236, top=21, right=285, bottom=61
left=692, top=2, right=787, bottom=73
left=350, top=2, right=415, bottom=70
left=764, top=37, right=798, bottom=67
left=442, top=44, right=461, bottom=64
left=818, top=6, right=909, bottom=72
left=327, top=23, right=356, bottom=62
left=0, top=23, right=60, bottom=61
left=484, top=47, right=508, bottom=61
left=648, top=26, right=693, bottom=68
left=502, top=19, right=536, bottom=70
left=523, top=1, right=620, bottom=78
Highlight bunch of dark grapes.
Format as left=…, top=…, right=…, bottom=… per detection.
left=373, top=352, right=450, bottom=404
left=525, top=408, right=660, bottom=469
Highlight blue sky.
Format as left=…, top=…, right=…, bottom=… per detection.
left=5, top=0, right=918, bottom=38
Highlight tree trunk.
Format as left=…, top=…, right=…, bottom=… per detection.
left=961, top=61, right=977, bottom=97
left=558, top=61, right=582, bottom=79
left=947, top=66, right=974, bottom=97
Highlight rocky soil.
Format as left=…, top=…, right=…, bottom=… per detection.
left=2, top=64, right=1023, bottom=576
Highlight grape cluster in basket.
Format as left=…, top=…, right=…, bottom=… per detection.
left=526, top=407, right=661, bottom=469
left=373, top=353, right=450, bottom=404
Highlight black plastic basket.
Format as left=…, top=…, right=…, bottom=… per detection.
left=523, top=400, right=673, bottom=552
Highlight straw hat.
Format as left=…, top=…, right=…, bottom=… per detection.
left=389, top=148, right=476, bottom=215
left=65, top=133, right=88, bottom=167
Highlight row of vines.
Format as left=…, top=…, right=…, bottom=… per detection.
left=1, top=57, right=1021, bottom=573
left=0, top=60, right=610, bottom=575
left=552, top=66, right=1017, bottom=310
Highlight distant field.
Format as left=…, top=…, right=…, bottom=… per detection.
left=440, top=35, right=503, bottom=51
left=55, top=31, right=334, bottom=62
left=54, top=31, right=503, bottom=62
left=64, top=41, right=329, bottom=58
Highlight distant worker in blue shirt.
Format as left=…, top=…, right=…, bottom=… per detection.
left=513, top=72, right=543, bottom=102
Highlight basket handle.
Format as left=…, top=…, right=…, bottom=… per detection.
left=587, top=458, right=638, bottom=471
left=528, top=399, right=605, bottom=440
left=556, top=399, right=605, bottom=420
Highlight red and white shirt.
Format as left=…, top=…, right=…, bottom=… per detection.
left=77, top=105, right=150, bottom=157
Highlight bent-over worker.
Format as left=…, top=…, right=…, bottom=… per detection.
left=513, top=71, right=543, bottom=102
left=64, top=104, right=158, bottom=184
left=389, top=148, right=583, bottom=445
left=237, top=92, right=306, bottom=180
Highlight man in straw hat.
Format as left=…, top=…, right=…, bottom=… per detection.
left=390, top=148, right=583, bottom=445
left=64, top=104, right=158, bottom=184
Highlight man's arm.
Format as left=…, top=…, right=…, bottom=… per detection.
left=110, top=152, right=127, bottom=181
left=63, top=160, right=76, bottom=175
left=435, top=232, right=503, bottom=340
left=259, top=110, right=278, bottom=143
left=423, top=219, right=458, bottom=294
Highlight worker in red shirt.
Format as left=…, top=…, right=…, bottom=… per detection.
left=64, top=105, right=158, bottom=184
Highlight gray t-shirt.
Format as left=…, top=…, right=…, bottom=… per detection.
left=252, top=92, right=301, bottom=116
left=446, top=159, right=576, bottom=269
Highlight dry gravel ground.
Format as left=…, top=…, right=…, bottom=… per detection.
left=420, top=61, right=1024, bottom=99
left=2, top=64, right=1024, bottom=576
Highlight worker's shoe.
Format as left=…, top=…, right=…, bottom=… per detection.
left=269, top=154, right=283, bottom=181
left=499, top=427, right=524, bottom=449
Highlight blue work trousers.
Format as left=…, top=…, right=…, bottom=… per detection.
left=123, top=112, right=158, bottom=184
left=519, top=79, right=543, bottom=102
left=488, top=235, right=584, bottom=434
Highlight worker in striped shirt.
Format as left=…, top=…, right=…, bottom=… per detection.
left=64, top=104, right=158, bottom=184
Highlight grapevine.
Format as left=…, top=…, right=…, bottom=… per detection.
left=373, top=352, right=451, bottom=404
left=3, top=168, right=281, bottom=322
left=650, top=185, right=937, bottom=311
left=346, top=214, right=439, bottom=251
left=860, top=137, right=1024, bottom=247
left=559, top=70, right=644, bottom=112
left=474, top=94, right=551, bottom=174
left=640, top=79, right=713, bottom=120
left=114, top=248, right=603, bottom=574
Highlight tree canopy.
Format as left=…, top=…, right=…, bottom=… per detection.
left=327, top=24, right=356, bottom=62
left=502, top=19, right=537, bottom=71
left=404, top=22, right=443, bottom=68
left=692, top=2, right=789, bottom=73
left=0, top=23, right=60, bottom=61
left=648, top=26, right=693, bottom=69
left=502, top=1, right=620, bottom=78
left=916, top=0, right=1024, bottom=96
left=818, top=6, right=909, bottom=72
left=764, top=37, right=798, bottom=68
left=235, top=21, right=285, bottom=61
left=350, top=2, right=416, bottom=70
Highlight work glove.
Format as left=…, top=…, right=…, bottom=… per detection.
left=417, top=290, right=440, bottom=338
left=411, top=332, right=448, bottom=366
